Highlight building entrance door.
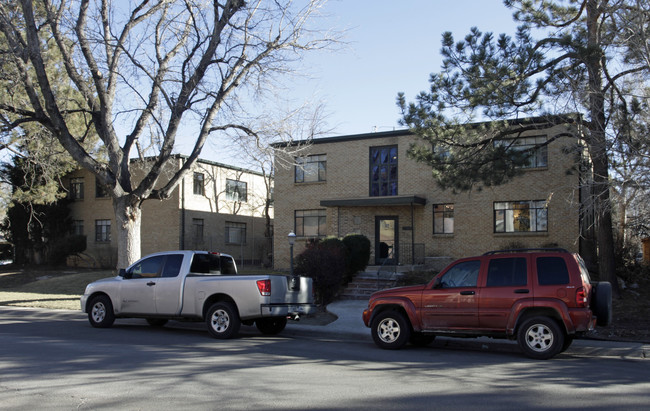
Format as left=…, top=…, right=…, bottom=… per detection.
left=375, top=216, right=398, bottom=265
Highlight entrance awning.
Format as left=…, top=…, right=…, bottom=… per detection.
left=320, top=195, right=426, bottom=207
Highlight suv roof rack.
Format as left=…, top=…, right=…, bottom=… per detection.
left=483, top=248, right=570, bottom=255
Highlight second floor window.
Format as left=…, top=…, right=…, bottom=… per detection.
left=95, top=220, right=111, bottom=242
left=494, top=200, right=548, bottom=233
left=370, top=145, right=398, bottom=196
left=226, top=179, right=247, bottom=202
left=496, top=135, right=548, bottom=169
left=95, top=178, right=108, bottom=198
left=70, top=178, right=84, bottom=200
left=193, top=172, right=204, bottom=195
left=295, top=154, right=327, bottom=183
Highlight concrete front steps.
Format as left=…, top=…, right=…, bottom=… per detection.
left=339, top=266, right=407, bottom=300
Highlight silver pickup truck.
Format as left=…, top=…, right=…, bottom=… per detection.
left=80, top=250, right=315, bottom=338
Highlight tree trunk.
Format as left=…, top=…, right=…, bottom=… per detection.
left=113, top=195, right=142, bottom=269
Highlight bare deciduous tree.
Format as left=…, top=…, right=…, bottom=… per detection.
left=0, top=0, right=337, bottom=268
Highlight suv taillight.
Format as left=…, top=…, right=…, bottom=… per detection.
left=576, top=287, right=587, bottom=307
left=257, top=279, right=271, bottom=296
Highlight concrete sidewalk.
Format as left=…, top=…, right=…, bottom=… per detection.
left=285, top=299, right=650, bottom=360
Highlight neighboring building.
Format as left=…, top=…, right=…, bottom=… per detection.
left=273, top=118, right=595, bottom=270
left=66, top=155, right=272, bottom=267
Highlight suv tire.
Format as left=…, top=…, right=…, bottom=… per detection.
left=591, top=281, right=613, bottom=327
left=371, top=310, right=411, bottom=350
left=517, top=316, right=564, bottom=360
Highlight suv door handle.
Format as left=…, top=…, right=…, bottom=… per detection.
left=460, top=291, right=475, bottom=295
left=147, top=282, right=156, bottom=286
left=514, top=289, right=529, bottom=294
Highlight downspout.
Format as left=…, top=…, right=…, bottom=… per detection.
left=180, top=158, right=186, bottom=249
left=411, top=202, right=415, bottom=266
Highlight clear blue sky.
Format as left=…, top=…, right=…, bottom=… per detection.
left=193, top=1, right=520, bottom=164
left=291, top=0, right=519, bottom=137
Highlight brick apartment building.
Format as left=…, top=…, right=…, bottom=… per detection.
left=273, top=118, right=595, bottom=270
left=66, top=155, right=272, bottom=268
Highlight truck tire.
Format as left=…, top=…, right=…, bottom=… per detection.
left=146, top=318, right=168, bottom=327
left=591, top=281, right=613, bottom=327
left=371, top=310, right=411, bottom=350
left=88, top=295, right=115, bottom=328
left=517, top=316, right=564, bottom=360
left=206, top=302, right=240, bottom=339
left=256, top=317, right=288, bottom=335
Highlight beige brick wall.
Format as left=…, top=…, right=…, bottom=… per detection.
left=273, top=125, right=584, bottom=269
left=67, top=157, right=271, bottom=267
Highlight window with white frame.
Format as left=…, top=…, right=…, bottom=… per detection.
left=225, top=221, right=246, bottom=244
left=95, top=220, right=111, bottom=242
left=494, top=200, right=548, bottom=233
left=295, top=209, right=327, bottom=237
left=433, top=204, right=454, bottom=234
left=226, top=179, right=247, bottom=202
left=295, top=154, right=327, bottom=183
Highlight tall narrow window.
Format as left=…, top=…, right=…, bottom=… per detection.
left=226, top=179, right=247, bottom=202
left=295, top=209, right=326, bottom=237
left=95, top=220, right=111, bottom=242
left=193, top=172, right=204, bottom=195
left=95, top=177, right=108, bottom=198
left=433, top=204, right=454, bottom=234
left=225, top=221, right=246, bottom=244
left=370, top=145, right=398, bottom=196
left=295, top=154, right=327, bottom=183
left=494, top=200, right=548, bottom=233
left=192, top=218, right=204, bottom=242
left=70, top=178, right=84, bottom=200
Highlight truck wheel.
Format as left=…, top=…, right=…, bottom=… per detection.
left=371, top=310, right=411, bottom=350
left=206, top=302, right=240, bottom=339
left=256, top=317, right=288, bottom=335
left=517, top=316, right=564, bottom=360
left=88, top=295, right=115, bottom=328
left=409, top=332, right=436, bottom=347
left=591, top=281, right=613, bottom=327
left=146, top=318, right=168, bottom=327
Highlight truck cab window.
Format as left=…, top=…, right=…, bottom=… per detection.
left=161, top=255, right=184, bottom=278
left=128, top=256, right=164, bottom=278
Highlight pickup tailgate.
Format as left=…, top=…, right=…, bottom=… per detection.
left=261, top=275, right=315, bottom=318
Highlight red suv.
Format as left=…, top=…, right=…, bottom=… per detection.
left=362, top=248, right=612, bottom=359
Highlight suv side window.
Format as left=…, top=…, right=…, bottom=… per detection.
left=537, top=256, right=570, bottom=285
left=439, top=260, right=481, bottom=288
left=487, top=257, right=527, bottom=287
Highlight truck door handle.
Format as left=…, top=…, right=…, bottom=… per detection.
left=460, top=291, right=475, bottom=295
left=147, top=282, right=156, bottom=286
left=514, top=289, right=529, bottom=294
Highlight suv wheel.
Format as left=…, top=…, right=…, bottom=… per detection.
left=371, top=310, right=411, bottom=350
left=517, top=316, right=564, bottom=360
